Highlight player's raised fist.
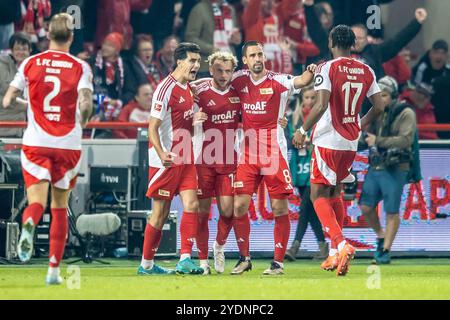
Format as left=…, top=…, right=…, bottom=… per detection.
left=415, top=8, right=427, bottom=24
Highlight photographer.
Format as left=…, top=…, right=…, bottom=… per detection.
left=360, top=76, right=417, bottom=264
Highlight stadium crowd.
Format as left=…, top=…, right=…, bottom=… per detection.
left=0, top=0, right=449, bottom=140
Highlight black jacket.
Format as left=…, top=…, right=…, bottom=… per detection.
left=305, top=2, right=422, bottom=79
left=412, top=52, right=450, bottom=86
left=0, top=0, right=21, bottom=24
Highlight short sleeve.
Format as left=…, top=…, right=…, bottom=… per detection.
left=274, top=74, right=296, bottom=95
left=314, top=62, right=332, bottom=92
left=150, top=83, right=171, bottom=120
left=366, top=66, right=381, bottom=98
left=9, top=58, right=29, bottom=91
left=77, top=61, right=93, bottom=92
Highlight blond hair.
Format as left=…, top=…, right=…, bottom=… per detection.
left=49, top=13, right=74, bottom=43
left=207, top=51, right=238, bottom=69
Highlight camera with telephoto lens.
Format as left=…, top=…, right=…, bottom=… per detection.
left=383, top=148, right=412, bottom=167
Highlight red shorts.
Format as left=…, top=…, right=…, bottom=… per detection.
left=310, top=145, right=356, bottom=186
left=21, top=145, right=81, bottom=190
left=234, top=152, right=293, bottom=199
left=197, top=166, right=235, bottom=199
left=146, top=164, right=198, bottom=200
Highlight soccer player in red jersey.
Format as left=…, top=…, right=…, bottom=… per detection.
left=2, top=13, right=93, bottom=285
left=230, top=41, right=316, bottom=275
left=139, top=43, right=204, bottom=275
left=192, top=51, right=241, bottom=274
left=293, top=25, right=385, bottom=276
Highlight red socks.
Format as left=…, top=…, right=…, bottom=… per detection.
left=142, top=223, right=162, bottom=260
left=274, top=214, right=291, bottom=262
left=22, top=203, right=44, bottom=225
left=233, top=214, right=250, bottom=257
left=197, top=212, right=210, bottom=260
left=216, top=215, right=233, bottom=246
left=313, top=198, right=345, bottom=248
left=180, top=211, right=197, bottom=255
left=49, top=208, right=68, bottom=268
left=330, top=197, right=346, bottom=249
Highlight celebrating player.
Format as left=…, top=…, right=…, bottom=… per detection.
left=230, top=41, right=316, bottom=275
left=2, top=13, right=93, bottom=285
left=292, top=25, right=385, bottom=276
left=138, top=42, right=204, bottom=275
left=192, top=51, right=241, bottom=275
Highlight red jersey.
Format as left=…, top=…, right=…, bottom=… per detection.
left=312, top=57, right=380, bottom=151
left=231, top=69, right=297, bottom=162
left=149, top=75, right=195, bottom=168
left=193, top=81, right=241, bottom=168
left=10, top=50, right=93, bottom=150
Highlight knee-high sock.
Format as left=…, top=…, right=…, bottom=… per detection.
left=232, top=214, right=250, bottom=257
left=216, top=215, right=233, bottom=246
left=274, top=214, right=291, bottom=263
left=49, top=208, right=68, bottom=268
left=180, top=211, right=197, bottom=255
left=22, top=203, right=44, bottom=225
left=197, top=212, right=210, bottom=260
left=142, top=223, right=162, bottom=260
left=329, top=197, right=346, bottom=249
left=313, top=198, right=345, bottom=249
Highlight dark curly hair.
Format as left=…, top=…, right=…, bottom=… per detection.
left=330, top=24, right=356, bottom=50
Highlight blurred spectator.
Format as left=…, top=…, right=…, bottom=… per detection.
left=89, top=32, right=126, bottom=136
left=123, top=34, right=162, bottom=104
left=0, top=0, right=22, bottom=50
left=154, top=35, right=179, bottom=77
left=431, top=73, right=450, bottom=139
left=113, top=83, right=154, bottom=139
left=185, top=0, right=241, bottom=77
left=280, top=0, right=319, bottom=73
left=0, top=33, right=31, bottom=137
left=400, top=83, right=438, bottom=140
left=383, top=47, right=412, bottom=90
left=242, top=0, right=293, bottom=73
left=303, top=0, right=333, bottom=62
left=413, top=39, right=450, bottom=86
left=131, top=0, right=176, bottom=51
left=16, top=0, right=51, bottom=45
left=95, top=0, right=153, bottom=51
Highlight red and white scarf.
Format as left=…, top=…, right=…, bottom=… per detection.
left=212, top=0, right=234, bottom=52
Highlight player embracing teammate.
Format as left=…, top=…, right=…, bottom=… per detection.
left=293, top=25, right=385, bottom=276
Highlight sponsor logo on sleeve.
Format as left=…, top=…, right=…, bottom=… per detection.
left=153, top=103, right=162, bottom=112
left=314, top=75, right=324, bottom=87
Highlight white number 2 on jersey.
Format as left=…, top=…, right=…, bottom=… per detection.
left=43, top=76, right=62, bottom=121
left=342, top=82, right=363, bottom=116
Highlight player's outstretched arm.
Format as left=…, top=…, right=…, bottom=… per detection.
left=361, top=92, right=385, bottom=130
left=79, top=88, right=93, bottom=128
left=292, top=89, right=330, bottom=148
left=293, top=64, right=316, bottom=89
left=148, top=117, right=174, bottom=167
left=2, top=86, right=22, bottom=109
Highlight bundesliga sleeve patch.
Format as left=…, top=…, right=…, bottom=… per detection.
left=314, top=75, right=324, bottom=87
left=153, top=103, right=162, bottom=112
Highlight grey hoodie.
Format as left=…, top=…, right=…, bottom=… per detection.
left=0, top=54, right=26, bottom=137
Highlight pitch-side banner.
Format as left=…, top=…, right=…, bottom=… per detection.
left=173, top=145, right=450, bottom=253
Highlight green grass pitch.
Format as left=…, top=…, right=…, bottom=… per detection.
left=1, top=258, right=450, bottom=300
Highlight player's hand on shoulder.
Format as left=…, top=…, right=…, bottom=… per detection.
left=306, top=64, right=317, bottom=74
left=193, top=107, right=208, bottom=125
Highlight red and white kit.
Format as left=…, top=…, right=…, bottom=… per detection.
left=146, top=75, right=197, bottom=200
left=10, top=50, right=93, bottom=189
left=193, top=80, right=241, bottom=199
left=311, top=57, right=380, bottom=185
left=231, top=70, right=296, bottom=199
